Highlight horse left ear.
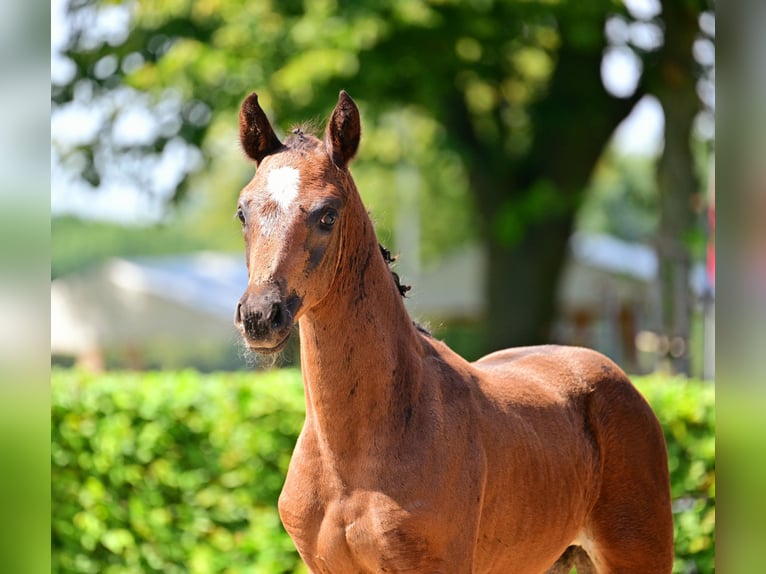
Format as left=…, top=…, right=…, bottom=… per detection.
left=325, top=90, right=360, bottom=169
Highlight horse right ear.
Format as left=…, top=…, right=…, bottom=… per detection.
left=239, top=93, right=282, bottom=165
left=325, top=90, right=361, bottom=169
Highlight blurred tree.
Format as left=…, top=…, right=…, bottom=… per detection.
left=645, top=0, right=714, bottom=375
left=52, top=0, right=713, bottom=354
left=576, top=151, right=659, bottom=243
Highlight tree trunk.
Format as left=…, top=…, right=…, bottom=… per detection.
left=656, top=96, right=698, bottom=375
left=652, top=1, right=703, bottom=375
left=465, top=23, right=643, bottom=353
left=485, top=214, right=575, bottom=350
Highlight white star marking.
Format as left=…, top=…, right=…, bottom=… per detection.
left=266, top=166, right=301, bottom=211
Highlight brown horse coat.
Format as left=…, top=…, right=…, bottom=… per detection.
left=234, top=91, right=674, bottom=573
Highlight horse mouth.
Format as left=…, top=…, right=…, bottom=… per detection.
left=243, top=331, right=292, bottom=355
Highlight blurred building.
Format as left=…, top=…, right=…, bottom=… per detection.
left=51, top=233, right=711, bottom=374
left=51, top=252, right=247, bottom=371
left=404, top=231, right=711, bottom=375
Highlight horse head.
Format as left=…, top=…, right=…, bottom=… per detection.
left=234, top=91, right=362, bottom=354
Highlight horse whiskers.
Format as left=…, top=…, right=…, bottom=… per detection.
left=236, top=325, right=300, bottom=369
left=236, top=337, right=260, bottom=368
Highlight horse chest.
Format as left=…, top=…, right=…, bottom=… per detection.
left=316, top=494, right=448, bottom=573
left=281, top=469, right=453, bottom=573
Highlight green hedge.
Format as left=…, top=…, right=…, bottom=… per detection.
left=52, top=369, right=307, bottom=574
left=52, top=369, right=714, bottom=573
left=636, top=375, right=715, bottom=573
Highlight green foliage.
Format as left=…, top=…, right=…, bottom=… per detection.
left=633, top=375, right=715, bottom=574
left=576, top=151, right=659, bottom=243
left=51, top=369, right=307, bottom=573
left=52, top=370, right=714, bottom=573
left=51, top=0, right=630, bottom=249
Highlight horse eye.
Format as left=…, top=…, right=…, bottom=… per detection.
left=236, top=208, right=246, bottom=225
left=319, top=209, right=337, bottom=227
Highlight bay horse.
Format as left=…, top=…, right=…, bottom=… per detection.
left=234, top=91, right=673, bottom=573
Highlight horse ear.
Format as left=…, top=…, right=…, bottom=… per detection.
left=239, top=92, right=282, bottom=165
left=325, top=90, right=360, bottom=169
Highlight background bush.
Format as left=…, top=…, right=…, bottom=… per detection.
left=52, top=369, right=714, bottom=573
left=637, top=375, right=716, bottom=573
left=52, top=369, right=307, bottom=574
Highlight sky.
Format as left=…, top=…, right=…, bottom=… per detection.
left=50, top=0, right=680, bottom=224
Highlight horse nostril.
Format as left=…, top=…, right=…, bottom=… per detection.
left=269, top=302, right=284, bottom=329
left=235, top=302, right=243, bottom=324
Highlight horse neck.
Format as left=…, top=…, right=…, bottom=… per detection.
left=298, top=193, right=424, bottom=457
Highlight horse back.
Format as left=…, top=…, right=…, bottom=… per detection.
left=472, top=344, right=653, bottom=414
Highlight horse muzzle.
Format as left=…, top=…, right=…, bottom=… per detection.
left=235, top=283, right=297, bottom=354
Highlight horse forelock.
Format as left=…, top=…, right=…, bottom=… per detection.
left=284, top=122, right=322, bottom=152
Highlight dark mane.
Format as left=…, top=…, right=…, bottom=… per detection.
left=379, top=243, right=430, bottom=336
left=379, top=244, right=411, bottom=297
